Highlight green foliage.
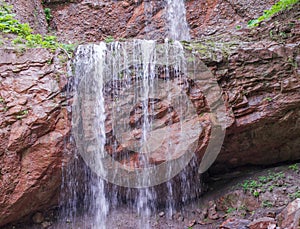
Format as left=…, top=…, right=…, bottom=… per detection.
left=16, top=109, right=28, bottom=119
left=289, top=190, right=300, bottom=199
left=288, top=164, right=299, bottom=171
left=264, top=97, right=273, bottom=102
left=248, top=0, right=299, bottom=27
left=44, top=8, right=52, bottom=24
left=0, top=2, right=75, bottom=55
left=104, top=35, right=114, bottom=43
left=242, top=180, right=262, bottom=192
left=226, top=207, right=236, bottom=214
left=241, top=171, right=285, bottom=197
left=0, top=4, right=32, bottom=36
left=262, top=200, right=273, bottom=208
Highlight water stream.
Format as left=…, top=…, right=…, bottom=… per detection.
left=57, top=1, right=225, bottom=228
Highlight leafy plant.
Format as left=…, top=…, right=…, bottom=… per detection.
left=268, top=185, right=275, bottom=192
left=289, top=190, right=300, bottom=199
left=16, top=109, right=28, bottom=119
left=44, top=8, right=52, bottom=24
left=264, top=97, right=273, bottom=102
left=258, top=176, right=268, bottom=183
left=241, top=179, right=263, bottom=197
left=0, top=2, right=75, bottom=55
left=253, top=190, right=260, bottom=198
left=248, top=0, right=299, bottom=27
left=226, top=207, right=236, bottom=214
left=104, top=35, right=114, bottom=43
left=262, top=200, right=273, bottom=208
left=288, top=164, right=299, bottom=171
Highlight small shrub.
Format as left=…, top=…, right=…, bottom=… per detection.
left=0, top=2, right=75, bottom=55
left=262, top=200, right=273, bottom=208
left=289, top=190, right=300, bottom=199
left=44, top=8, right=52, bottom=24
left=288, top=164, right=298, bottom=171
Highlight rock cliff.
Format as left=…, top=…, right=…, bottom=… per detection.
left=0, top=0, right=299, bottom=226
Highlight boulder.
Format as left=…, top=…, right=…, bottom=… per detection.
left=0, top=48, right=70, bottom=227
left=220, top=218, right=251, bottom=229
left=277, top=198, right=300, bottom=229
left=248, top=217, right=277, bottom=229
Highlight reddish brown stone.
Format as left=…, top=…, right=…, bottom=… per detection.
left=0, top=48, right=71, bottom=227
left=220, top=218, right=251, bottom=229
left=277, top=198, right=300, bottom=229
left=248, top=217, right=277, bottom=229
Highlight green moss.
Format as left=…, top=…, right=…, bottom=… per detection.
left=104, top=36, right=114, bottom=43
left=248, top=0, right=299, bottom=27
left=182, top=40, right=237, bottom=62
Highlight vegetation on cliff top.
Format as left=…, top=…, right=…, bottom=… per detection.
left=248, top=0, right=299, bottom=26
left=0, top=2, right=74, bottom=54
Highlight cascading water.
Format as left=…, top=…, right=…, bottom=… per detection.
left=166, top=0, right=191, bottom=41
left=58, top=0, right=226, bottom=228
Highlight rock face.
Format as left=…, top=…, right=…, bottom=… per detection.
left=5, top=0, right=48, bottom=35
left=0, top=48, right=70, bottom=226
left=6, top=0, right=279, bottom=42
left=0, top=0, right=300, bottom=227
left=42, top=0, right=278, bottom=42
left=210, top=40, right=300, bottom=172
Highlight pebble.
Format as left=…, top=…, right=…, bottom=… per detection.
left=158, top=211, right=165, bottom=217
left=188, top=219, right=196, bottom=227
left=41, top=221, right=52, bottom=228
left=32, top=212, right=44, bottom=224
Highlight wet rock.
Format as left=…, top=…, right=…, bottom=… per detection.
left=198, top=208, right=208, bottom=221
left=208, top=201, right=219, bottom=220
left=220, top=218, right=251, bottom=229
left=187, top=219, right=196, bottom=227
left=43, top=0, right=279, bottom=42
left=277, top=198, right=300, bottom=229
left=158, top=211, right=165, bottom=217
left=173, top=212, right=184, bottom=222
left=0, top=48, right=71, bottom=227
left=248, top=217, right=277, bottom=229
left=32, top=212, right=44, bottom=224
left=41, top=221, right=52, bottom=229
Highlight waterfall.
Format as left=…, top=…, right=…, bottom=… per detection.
left=57, top=0, right=226, bottom=228
left=166, top=0, right=191, bottom=41
left=58, top=39, right=213, bottom=227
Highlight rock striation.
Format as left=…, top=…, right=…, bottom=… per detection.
left=0, top=48, right=70, bottom=226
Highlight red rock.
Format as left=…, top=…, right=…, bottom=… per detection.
left=208, top=201, right=219, bottom=220
left=1, top=0, right=300, bottom=227
left=220, top=218, right=251, bottom=229
left=0, top=49, right=70, bottom=227
left=277, top=198, right=300, bottom=229
left=4, top=0, right=47, bottom=35
left=248, top=217, right=277, bottom=229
